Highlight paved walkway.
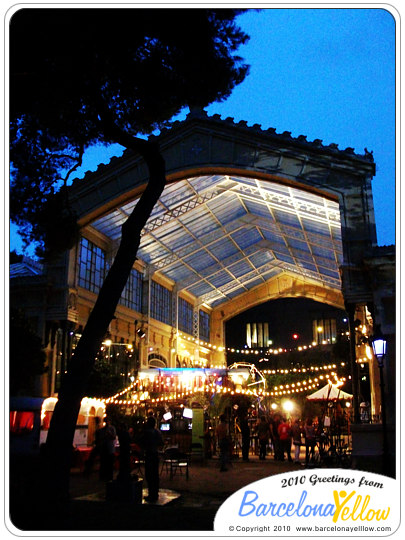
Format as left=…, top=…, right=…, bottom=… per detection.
left=9, top=454, right=306, bottom=532
left=71, top=453, right=304, bottom=504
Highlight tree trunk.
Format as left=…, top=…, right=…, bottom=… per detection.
left=44, top=139, right=165, bottom=500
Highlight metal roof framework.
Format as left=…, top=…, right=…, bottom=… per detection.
left=89, top=174, right=343, bottom=308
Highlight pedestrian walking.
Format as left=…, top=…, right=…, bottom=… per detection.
left=216, top=414, right=231, bottom=471
left=291, top=419, right=303, bottom=463
left=278, top=417, right=293, bottom=462
left=140, top=416, right=164, bottom=503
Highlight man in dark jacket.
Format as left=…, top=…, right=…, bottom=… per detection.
left=140, top=416, right=164, bottom=503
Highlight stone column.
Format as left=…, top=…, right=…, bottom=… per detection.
left=345, top=302, right=361, bottom=423
left=210, top=310, right=226, bottom=367
left=193, top=305, right=200, bottom=365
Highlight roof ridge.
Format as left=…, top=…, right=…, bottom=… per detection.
left=72, top=107, right=374, bottom=185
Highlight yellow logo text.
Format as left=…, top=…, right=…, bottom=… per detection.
left=332, top=490, right=390, bottom=523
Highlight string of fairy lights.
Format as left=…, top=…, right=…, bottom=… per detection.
left=99, top=363, right=347, bottom=406
left=92, top=330, right=350, bottom=407
left=177, top=331, right=341, bottom=355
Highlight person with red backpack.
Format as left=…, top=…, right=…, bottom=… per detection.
left=278, top=417, right=293, bottom=462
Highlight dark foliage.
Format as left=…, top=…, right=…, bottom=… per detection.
left=84, top=358, right=124, bottom=398
left=10, top=308, right=47, bottom=395
left=9, top=7, right=250, bottom=500
left=10, top=8, right=249, bottom=255
left=10, top=250, right=23, bottom=264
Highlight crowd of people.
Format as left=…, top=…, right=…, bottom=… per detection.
left=230, top=413, right=321, bottom=467
left=212, top=411, right=323, bottom=470
left=82, top=410, right=324, bottom=503
left=84, top=411, right=164, bottom=503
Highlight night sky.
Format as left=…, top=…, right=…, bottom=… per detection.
left=9, top=7, right=396, bottom=256
left=8, top=8, right=393, bottom=357
left=225, top=297, right=347, bottom=350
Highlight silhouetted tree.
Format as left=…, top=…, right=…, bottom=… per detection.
left=10, top=309, right=47, bottom=395
left=10, top=7, right=250, bottom=499
left=10, top=250, right=23, bottom=264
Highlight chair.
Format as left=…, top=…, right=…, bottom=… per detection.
left=161, top=447, right=190, bottom=479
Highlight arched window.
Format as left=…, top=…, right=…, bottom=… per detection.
left=148, top=354, right=167, bottom=368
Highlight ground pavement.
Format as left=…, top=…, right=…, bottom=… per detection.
left=9, top=453, right=305, bottom=532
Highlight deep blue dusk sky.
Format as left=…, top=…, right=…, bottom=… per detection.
left=10, top=7, right=396, bottom=254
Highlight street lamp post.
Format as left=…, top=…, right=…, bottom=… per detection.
left=371, top=332, right=388, bottom=473
left=134, top=319, right=146, bottom=372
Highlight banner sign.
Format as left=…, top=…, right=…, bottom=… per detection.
left=214, top=468, right=399, bottom=536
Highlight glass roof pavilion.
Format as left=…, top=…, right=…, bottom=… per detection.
left=89, top=173, right=342, bottom=308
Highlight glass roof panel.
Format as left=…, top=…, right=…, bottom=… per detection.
left=159, top=180, right=195, bottom=208
left=287, top=238, right=311, bottom=251
left=188, top=174, right=224, bottom=192
left=164, top=263, right=195, bottom=281
left=230, top=228, right=263, bottom=250
left=272, top=209, right=302, bottom=228
left=243, top=276, right=263, bottom=289
left=274, top=252, right=295, bottom=265
left=200, top=262, right=221, bottom=278
left=243, top=199, right=273, bottom=218
left=157, top=229, right=195, bottom=251
left=138, top=243, right=170, bottom=262
left=228, top=259, right=254, bottom=278
left=188, top=282, right=216, bottom=297
left=120, top=199, right=138, bottom=215
left=291, top=249, right=314, bottom=262
left=209, top=270, right=234, bottom=288
left=257, top=180, right=290, bottom=196
left=248, top=251, right=274, bottom=268
left=301, top=218, right=332, bottom=235
left=89, top=173, right=343, bottom=307
left=183, top=251, right=217, bottom=272
left=178, top=212, right=219, bottom=237
left=230, top=175, right=258, bottom=187
left=311, top=245, right=336, bottom=259
left=226, top=287, right=248, bottom=299
left=208, top=237, right=239, bottom=260
left=206, top=193, right=247, bottom=224
left=298, top=261, right=318, bottom=272
left=319, top=267, right=340, bottom=279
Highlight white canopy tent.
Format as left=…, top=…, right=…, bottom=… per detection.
left=306, top=382, right=353, bottom=402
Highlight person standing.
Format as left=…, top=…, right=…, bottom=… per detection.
left=257, top=416, right=270, bottom=460
left=270, top=413, right=282, bottom=460
left=304, top=417, right=317, bottom=466
left=278, top=417, right=293, bottom=462
left=84, top=416, right=103, bottom=475
left=239, top=414, right=250, bottom=462
left=99, top=417, right=117, bottom=482
left=117, top=422, right=131, bottom=481
left=216, top=414, right=231, bottom=471
left=291, top=419, right=303, bottom=463
left=140, top=416, right=164, bottom=503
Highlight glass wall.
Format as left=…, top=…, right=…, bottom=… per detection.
left=178, top=297, right=193, bottom=335
left=78, top=237, right=106, bottom=293
left=120, top=268, right=143, bottom=312
left=150, top=280, right=172, bottom=325
left=199, top=310, right=210, bottom=342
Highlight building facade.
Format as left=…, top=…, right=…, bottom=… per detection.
left=10, top=110, right=395, bottom=453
